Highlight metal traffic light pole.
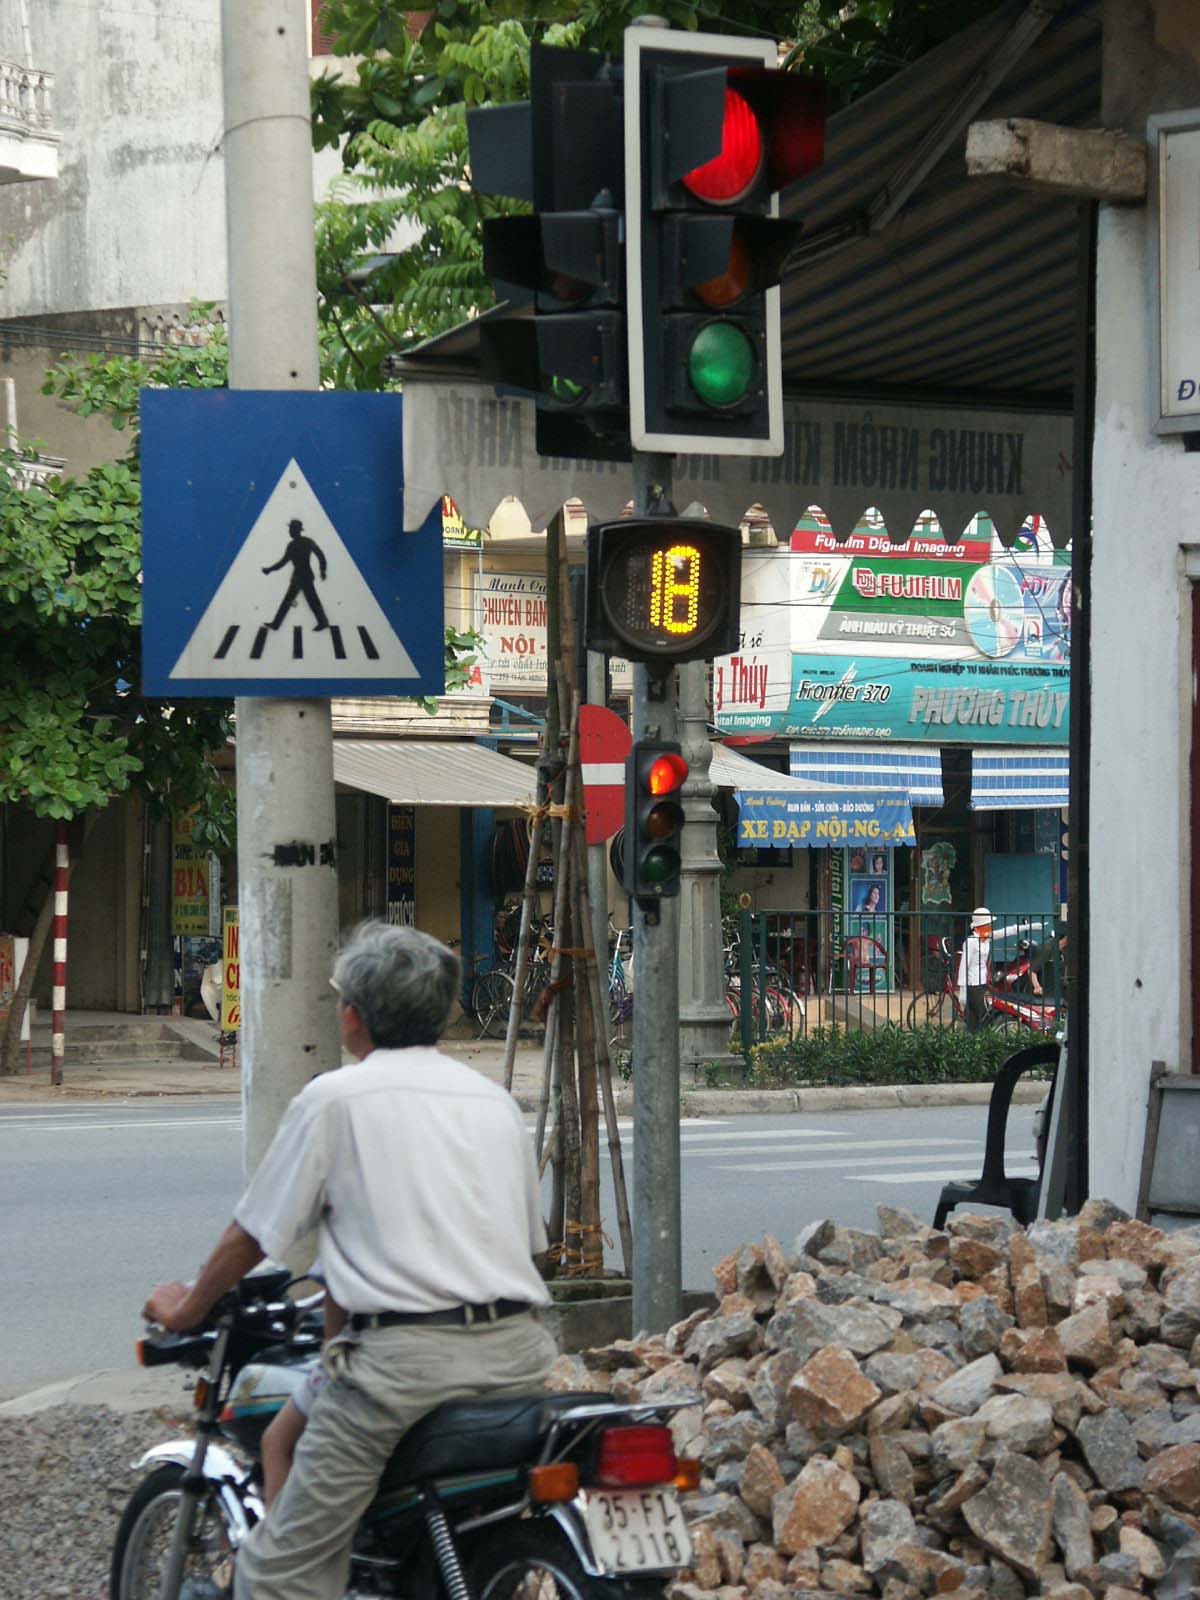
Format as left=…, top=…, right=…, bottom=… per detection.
left=630, top=449, right=684, bottom=1337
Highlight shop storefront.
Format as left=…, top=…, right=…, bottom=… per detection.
left=714, top=510, right=1071, bottom=997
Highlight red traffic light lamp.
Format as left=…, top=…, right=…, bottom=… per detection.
left=625, top=26, right=826, bottom=455
left=626, top=741, right=689, bottom=911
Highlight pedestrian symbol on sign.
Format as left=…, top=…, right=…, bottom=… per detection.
left=263, top=519, right=330, bottom=632
left=168, top=459, right=414, bottom=681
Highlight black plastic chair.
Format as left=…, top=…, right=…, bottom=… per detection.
left=933, top=1041, right=1059, bottom=1228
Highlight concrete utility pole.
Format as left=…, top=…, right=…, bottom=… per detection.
left=630, top=452, right=683, bottom=1336
left=677, top=660, right=735, bottom=1077
left=221, top=0, right=341, bottom=1179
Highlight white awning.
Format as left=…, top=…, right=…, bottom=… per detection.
left=332, top=740, right=535, bottom=809
left=711, top=743, right=865, bottom=796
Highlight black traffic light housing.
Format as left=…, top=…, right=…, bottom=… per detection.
left=586, top=518, right=742, bottom=665
left=625, top=741, right=689, bottom=911
left=467, top=44, right=630, bottom=461
left=624, top=26, right=825, bottom=456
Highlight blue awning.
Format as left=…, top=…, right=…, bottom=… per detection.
left=970, top=747, right=1069, bottom=810
left=789, top=743, right=945, bottom=806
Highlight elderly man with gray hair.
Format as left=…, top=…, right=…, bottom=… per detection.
left=143, top=922, right=556, bottom=1600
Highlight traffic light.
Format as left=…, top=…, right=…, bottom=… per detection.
left=586, top=518, right=742, bottom=665
left=624, top=26, right=825, bottom=455
left=626, top=741, right=689, bottom=906
left=467, top=45, right=629, bottom=460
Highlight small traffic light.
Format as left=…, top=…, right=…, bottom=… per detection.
left=626, top=741, right=689, bottom=905
left=624, top=26, right=825, bottom=455
left=586, top=518, right=742, bottom=665
left=467, top=44, right=629, bottom=461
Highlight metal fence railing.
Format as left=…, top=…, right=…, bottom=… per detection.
left=726, top=908, right=1066, bottom=1051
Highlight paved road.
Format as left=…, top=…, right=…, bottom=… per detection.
left=0, top=1098, right=1036, bottom=1393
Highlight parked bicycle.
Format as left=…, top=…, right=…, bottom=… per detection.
left=608, top=923, right=633, bottom=1050
left=469, top=915, right=555, bottom=1040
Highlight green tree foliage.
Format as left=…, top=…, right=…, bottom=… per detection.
left=3, top=312, right=481, bottom=843
left=0, top=328, right=235, bottom=848
left=310, top=0, right=1003, bottom=378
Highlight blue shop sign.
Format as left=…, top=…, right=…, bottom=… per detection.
left=736, top=789, right=916, bottom=849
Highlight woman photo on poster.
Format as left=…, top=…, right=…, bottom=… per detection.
left=853, top=879, right=886, bottom=914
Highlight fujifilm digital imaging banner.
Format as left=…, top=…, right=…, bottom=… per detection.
left=714, top=512, right=1070, bottom=745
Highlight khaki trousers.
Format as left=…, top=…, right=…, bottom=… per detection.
left=234, top=1312, right=558, bottom=1600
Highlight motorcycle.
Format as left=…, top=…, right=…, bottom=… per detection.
left=986, top=940, right=1060, bottom=1035
left=112, top=1266, right=697, bottom=1600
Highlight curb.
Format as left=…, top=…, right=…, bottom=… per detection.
left=510, top=1080, right=1048, bottom=1116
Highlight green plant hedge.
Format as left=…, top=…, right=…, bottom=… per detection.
left=744, top=1024, right=1050, bottom=1089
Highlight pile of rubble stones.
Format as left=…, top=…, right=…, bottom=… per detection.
left=547, top=1202, right=1200, bottom=1599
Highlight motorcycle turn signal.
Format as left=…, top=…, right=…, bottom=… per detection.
left=529, top=1463, right=580, bottom=1502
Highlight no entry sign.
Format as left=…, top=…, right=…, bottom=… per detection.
left=579, top=705, right=633, bottom=846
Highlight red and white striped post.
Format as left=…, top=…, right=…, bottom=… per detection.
left=51, top=821, right=68, bottom=1086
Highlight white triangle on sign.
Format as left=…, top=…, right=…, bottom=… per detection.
left=170, top=459, right=417, bottom=680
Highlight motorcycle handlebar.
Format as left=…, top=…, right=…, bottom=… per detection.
left=138, top=1282, right=323, bottom=1366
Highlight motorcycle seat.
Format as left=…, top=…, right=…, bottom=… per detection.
left=380, top=1390, right=611, bottom=1487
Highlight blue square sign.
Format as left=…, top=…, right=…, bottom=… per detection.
left=141, top=390, right=444, bottom=697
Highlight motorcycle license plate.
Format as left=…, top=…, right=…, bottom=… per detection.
left=581, top=1488, right=693, bottom=1574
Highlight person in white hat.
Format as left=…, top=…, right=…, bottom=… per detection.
left=957, top=907, right=993, bottom=1031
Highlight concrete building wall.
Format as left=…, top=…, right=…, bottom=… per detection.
left=0, top=4, right=368, bottom=471
left=1088, top=0, right=1200, bottom=1209
left=0, top=1, right=226, bottom=320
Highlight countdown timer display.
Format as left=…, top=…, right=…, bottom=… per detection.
left=585, top=519, right=741, bottom=664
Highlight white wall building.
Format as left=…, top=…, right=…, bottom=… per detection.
left=0, top=0, right=360, bottom=469
left=1087, top=0, right=1200, bottom=1211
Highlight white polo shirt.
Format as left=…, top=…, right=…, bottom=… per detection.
left=234, top=1047, right=551, bottom=1316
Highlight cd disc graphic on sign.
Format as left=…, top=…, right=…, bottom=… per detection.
left=963, top=565, right=1024, bottom=658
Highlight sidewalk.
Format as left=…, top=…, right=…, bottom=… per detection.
left=0, top=1010, right=1048, bottom=1115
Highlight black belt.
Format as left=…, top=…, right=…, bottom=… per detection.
left=350, top=1299, right=532, bottom=1332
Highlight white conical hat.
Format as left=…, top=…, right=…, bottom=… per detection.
left=971, top=906, right=992, bottom=929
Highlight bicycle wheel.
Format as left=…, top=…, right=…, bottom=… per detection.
left=609, top=974, right=633, bottom=1049
left=906, top=988, right=950, bottom=1029
left=472, top=968, right=517, bottom=1039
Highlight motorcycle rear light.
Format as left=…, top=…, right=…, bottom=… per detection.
left=135, top=1339, right=147, bottom=1367
left=675, top=1457, right=701, bottom=1491
left=594, top=1425, right=678, bottom=1487
left=529, top=1463, right=579, bottom=1502
left=194, top=1378, right=211, bottom=1410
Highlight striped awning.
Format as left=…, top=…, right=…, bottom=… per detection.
left=332, top=740, right=535, bottom=809
left=789, top=744, right=945, bottom=807
left=970, top=747, right=1069, bottom=810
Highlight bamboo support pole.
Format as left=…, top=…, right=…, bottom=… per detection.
left=502, top=775, right=546, bottom=1095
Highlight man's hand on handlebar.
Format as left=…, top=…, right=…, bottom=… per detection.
left=143, top=1280, right=201, bottom=1331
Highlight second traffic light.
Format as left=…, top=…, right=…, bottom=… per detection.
left=626, top=741, right=689, bottom=908
left=467, top=44, right=629, bottom=461
left=624, top=26, right=825, bottom=456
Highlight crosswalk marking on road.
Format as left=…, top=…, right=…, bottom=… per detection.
left=848, top=1164, right=1037, bottom=1184
left=680, top=1137, right=972, bottom=1157
left=713, top=1149, right=990, bottom=1173
left=0, top=1114, right=241, bottom=1133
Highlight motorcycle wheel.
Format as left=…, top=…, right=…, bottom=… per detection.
left=470, top=1523, right=667, bottom=1600
left=111, top=1464, right=238, bottom=1600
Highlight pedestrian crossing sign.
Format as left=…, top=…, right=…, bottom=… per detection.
left=141, top=390, right=444, bottom=697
